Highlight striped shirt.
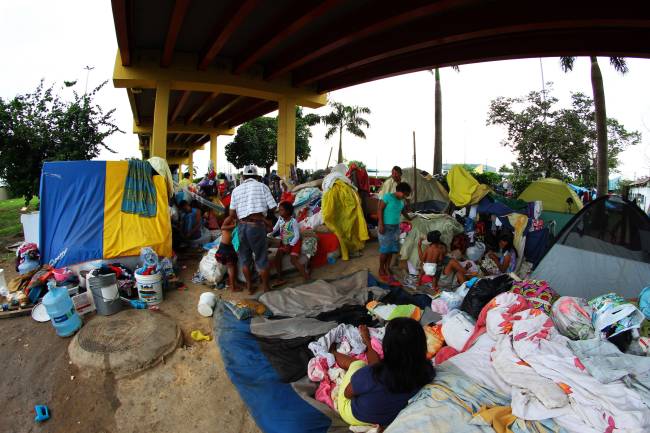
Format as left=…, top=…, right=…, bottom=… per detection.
left=230, top=179, right=277, bottom=219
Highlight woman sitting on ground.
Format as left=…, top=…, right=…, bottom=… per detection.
left=487, top=232, right=517, bottom=274
left=449, top=233, right=470, bottom=261
left=332, top=318, right=435, bottom=431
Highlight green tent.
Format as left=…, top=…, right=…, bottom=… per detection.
left=519, top=178, right=583, bottom=214
left=519, top=178, right=583, bottom=234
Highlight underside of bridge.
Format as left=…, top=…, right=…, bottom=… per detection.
left=111, top=0, right=650, bottom=177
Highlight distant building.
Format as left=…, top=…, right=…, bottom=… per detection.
left=441, top=163, right=497, bottom=174
left=629, top=177, right=650, bottom=214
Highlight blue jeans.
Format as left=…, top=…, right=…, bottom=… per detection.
left=378, top=224, right=400, bottom=254
left=238, top=221, right=269, bottom=270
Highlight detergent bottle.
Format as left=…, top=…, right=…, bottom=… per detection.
left=42, top=280, right=82, bottom=337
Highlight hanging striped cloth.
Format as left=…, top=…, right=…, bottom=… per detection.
left=121, top=160, right=157, bottom=217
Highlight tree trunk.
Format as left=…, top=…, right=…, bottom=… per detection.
left=590, top=56, right=608, bottom=197
left=433, top=68, right=443, bottom=175
left=337, top=126, right=343, bottom=164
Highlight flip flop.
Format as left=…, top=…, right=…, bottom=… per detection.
left=387, top=276, right=402, bottom=287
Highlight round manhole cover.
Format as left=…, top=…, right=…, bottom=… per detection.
left=78, top=316, right=158, bottom=353
left=69, top=309, right=180, bottom=377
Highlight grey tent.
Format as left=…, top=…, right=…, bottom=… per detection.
left=532, top=195, right=650, bottom=299
left=401, top=167, right=449, bottom=212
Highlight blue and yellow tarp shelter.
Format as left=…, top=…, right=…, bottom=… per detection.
left=39, top=161, right=172, bottom=267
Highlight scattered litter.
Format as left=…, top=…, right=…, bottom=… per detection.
left=197, top=292, right=217, bottom=317
left=34, top=405, right=49, bottom=423
left=190, top=330, right=212, bottom=342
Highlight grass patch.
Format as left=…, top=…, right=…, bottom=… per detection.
left=0, top=197, right=39, bottom=250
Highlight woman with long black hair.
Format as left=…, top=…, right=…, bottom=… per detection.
left=332, top=318, right=435, bottom=430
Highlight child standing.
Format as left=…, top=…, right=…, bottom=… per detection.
left=273, top=202, right=310, bottom=284
left=215, top=215, right=240, bottom=291
left=378, top=182, right=412, bottom=282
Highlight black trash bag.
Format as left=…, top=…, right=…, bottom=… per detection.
left=460, top=274, right=514, bottom=319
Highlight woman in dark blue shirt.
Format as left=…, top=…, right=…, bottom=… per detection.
left=333, top=318, right=435, bottom=430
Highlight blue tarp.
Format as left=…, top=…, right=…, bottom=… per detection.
left=568, top=183, right=589, bottom=196
left=477, top=196, right=523, bottom=218
left=214, top=302, right=331, bottom=433
left=39, top=161, right=106, bottom=266
left=212, top=274, right=429, bottom=433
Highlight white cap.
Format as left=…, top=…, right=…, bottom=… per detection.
left=243, top=165, right=258, bottom=176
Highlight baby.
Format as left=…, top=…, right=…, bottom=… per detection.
left=418, top=231, right=447, bottom=286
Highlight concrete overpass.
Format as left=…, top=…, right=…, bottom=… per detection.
left=110, top=0, right=650, bottom=177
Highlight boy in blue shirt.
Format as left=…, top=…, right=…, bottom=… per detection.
left=378, top=182, right=412, bottom=282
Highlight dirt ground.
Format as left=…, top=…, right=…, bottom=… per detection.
left=0, top=241, right=381, bottom=433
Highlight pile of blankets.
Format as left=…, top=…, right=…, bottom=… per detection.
left=391, top=278, right=650, bottom=433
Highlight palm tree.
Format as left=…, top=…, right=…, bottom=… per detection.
left=433, top=68, right=443, bottom=175
left=321, top=101, right=371, bottom=164
left=430, top=66, right=459, bottom=175
left=560, top=56, right=628, bottom=196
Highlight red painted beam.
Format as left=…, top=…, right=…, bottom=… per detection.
left=233, top=0, right=344, bottom=75
left=265, top=0, right=475, bottom=80
left=224, top=101, right=278, bottom=128
left=198, top=0, right=261, bottom=71
left=201, top=95, right=243, bottom=124
left=111, top=0, right=131, bottom=66
left=317, top=27, right=650, bottom=92
left=210, top=97, right=252, bottom=126
left=186, top=92, right=219, bottom=123
left=294, top=16, right=650, bottom=86
left=170, top=90, right=191, bottom=123
left=161, top=0, right=192, bottom=67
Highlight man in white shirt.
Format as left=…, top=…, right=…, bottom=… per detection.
left=378, top=166, right=402, bottom=198
left=229, top=165, right=277, bottom=293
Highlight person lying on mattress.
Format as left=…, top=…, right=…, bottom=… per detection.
left=331, top=318, right=435, bottom=431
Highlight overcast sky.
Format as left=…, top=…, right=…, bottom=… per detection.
left=2, top=1, right=649, bottom=180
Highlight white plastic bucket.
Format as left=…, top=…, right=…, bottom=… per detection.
left=0, top=268, right=8, bottom=297
left=20, top=211, right=40, bottom=246
left=197, top=292, right=217, bottom=317
left=135, top=272, right=163, bottom=305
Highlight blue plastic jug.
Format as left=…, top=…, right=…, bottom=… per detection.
left=42, top=281, right=82, bottom=337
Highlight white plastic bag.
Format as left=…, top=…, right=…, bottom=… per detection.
left=198, top=248, right=226, bottom=284
left=466, top=242, right=486, bottom=262
left=441, top=309, right=476, bottom=351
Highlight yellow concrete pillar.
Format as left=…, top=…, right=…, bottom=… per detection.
left=151, top=81, right=170, bottom=158
left=210, top=133, right=218, bottom=171
left=186, top=151, right=194, bottom=180
left=277, top=98, right=296, bottom=179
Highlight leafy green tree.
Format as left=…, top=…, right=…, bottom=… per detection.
left=0, top=80, right=121, bottom=205
left=225, top=107, right=315, bottom=176
left=560, top=56, right=629, bottom=196
left=472, top=171, right=503, bottom=189
left=320, top=101, right=371, bottom=164
left=487, top=86, right=639, bottom=189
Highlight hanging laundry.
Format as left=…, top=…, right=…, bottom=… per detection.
left=121, top=159, right=157, bottom=217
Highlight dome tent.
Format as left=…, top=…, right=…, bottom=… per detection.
left=519, top=178, right=583, bottom=214
left=401, top=167, right=449, bottom=211
left=532, top=195, right=650, bottom=299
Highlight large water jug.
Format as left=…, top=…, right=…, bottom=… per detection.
left=42, top=281, right=82, bottom=337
